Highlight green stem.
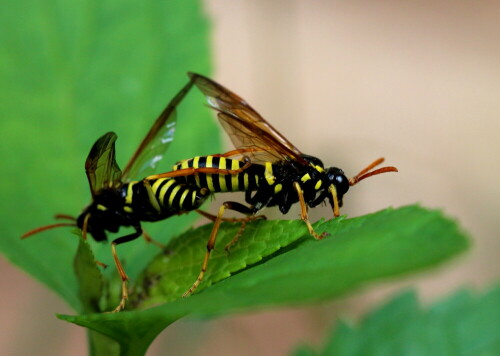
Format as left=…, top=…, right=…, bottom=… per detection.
left=88, top=330, right=120, bottom=356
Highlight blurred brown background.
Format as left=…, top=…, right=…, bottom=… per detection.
left=1, top=1, right=498, bottom=355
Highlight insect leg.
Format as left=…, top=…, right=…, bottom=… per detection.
left=195, top=208, right=266, bottom=251
left=146, top=161, right=251, bottom=180
left=221, top=203, right=265, bottom=252
left=109, top=227, right=142, bottom=313
left=196, top=208, right=265, bottom=223
left=213, top=147, right=270, bottom=158
left=183, top=202, right=258, bottom=297
left=293, top=182, right=328, bottom=240
left=142, top=229, right=164, bottom=249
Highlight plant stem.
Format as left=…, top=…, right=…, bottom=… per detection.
left=88, top=330, right=120, bottom=356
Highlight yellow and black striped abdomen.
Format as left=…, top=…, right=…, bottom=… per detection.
left=173, top=156, right=260, bottom=193
left=149, top=178, right=207, bottom=212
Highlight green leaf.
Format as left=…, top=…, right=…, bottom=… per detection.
left=0, top=0, right=215, bottom=311
left=59, top=205, right=470, bottom=354
left=72, top=234, right=120, bottom=354
left=131, top=217, right=316, bottom=308
left=301, top=284, right=500, bottom=356
left=73, top=235, right=105, bottom=314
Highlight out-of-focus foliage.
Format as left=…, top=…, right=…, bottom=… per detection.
left=0, top=0, right=216, bottom=310
left=0, top=3, right=474, bottom=356
left=293, top=285, right=500, bottom=356
left=60, top=205, right=469, bottom=354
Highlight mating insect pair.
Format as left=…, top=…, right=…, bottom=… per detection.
left=22, top=73, right=397, bottom=312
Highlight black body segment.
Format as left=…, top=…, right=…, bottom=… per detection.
left=180, top=73, right=398, bottom=297
left=173, top=156, right=262, bottom=193
left=21, top=77, right=203, bottom=312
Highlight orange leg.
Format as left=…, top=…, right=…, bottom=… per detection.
left=183, top=202, right=256, bottom=297
left=107, top=228, right=143, bottom=312
left=142, top=230, right=165, bottom=249
left=110, top=242, right=129, bottom=313
left=195, top=209, right=266, bottom=251
left=146, top=159, right=251, bottom=180
left=212, top=147, right=270, bottom=158
left=223, top=215, right=265, bottom=252
left=293, top=182, right=328, bottom=240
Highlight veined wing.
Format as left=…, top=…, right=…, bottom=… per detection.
left=85, top=132, right=122, bottom=197
left=121, top=78, right=196, bottom=181
left=189, top=72, right=307, bottom=165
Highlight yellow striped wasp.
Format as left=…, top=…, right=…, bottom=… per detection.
left=21, top=78, right=249, bottom=312
left=154, top=73, right=398, bottom=295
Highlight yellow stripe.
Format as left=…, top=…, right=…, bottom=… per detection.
left=315, top=165, right=324, bottom=172
left=219, top=157, right=227, bottom=169
left=206, top=176, right=215, bottom=192
left=206, top=156, right=215, bottom=191
left=125, top=182, right=137, bottom=205
left=265, top=162, right=275, bottom=185
left=97, top=204, right=107, bottom=211
left=158, top=179, right=176, bottom=202
left=191, top=191, right=197, bottom=206
left=315, top=180, right=322, bottom=190
left=168, top=185, right=182, bottom=206
left=193, top=156, right=201, bottom=187
left=123, top=206, right=133, bottom=213
left=181, top=160, right=190, bottom=169
left=218, top=157, right=228, bottom=191
left=179, top=188, right=190, bottom=207
left=193, top=156, right=200, bottom=168
left=244, top=173, right=249, bottom=189
left=146, top=181, right=161, bottom=213
left=231, top=159, right=239, bottom=191
left=274, top=184, right=282, bottom=194
left=301, top=173, right=311, bottom=183
left=152, top=179, right=164, bottom=192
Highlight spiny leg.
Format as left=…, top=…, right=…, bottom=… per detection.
left=293, top=182, right=327, bottom=240
left=183, top=202, right=256, bottom=297
left=109, top=228, right=142, bottom=313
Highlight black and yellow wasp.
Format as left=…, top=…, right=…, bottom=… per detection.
left=21, top=78, right=248, bottom=312
left=155, top=73, right=398, bottom=296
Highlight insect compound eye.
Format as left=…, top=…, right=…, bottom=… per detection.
left=326, top=167, right=349, bottom=196
left=335, top=174, right=349, bottom=195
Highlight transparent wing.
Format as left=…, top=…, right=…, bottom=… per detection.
left=85, top=132, right=122, bottom=197
left=121, top=78, right=195, bottom=181
left=217, top=112, right=291, bottom=163
left=189, top=72, right=307, bottom=165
